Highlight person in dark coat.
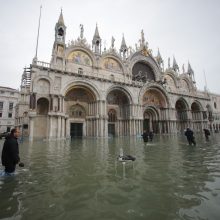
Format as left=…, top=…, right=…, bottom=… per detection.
left=203, top=128, right=210, bottom=141
left=142, top=130, right=149, bottom=144
left=1, top=128, right=21, bottom=174
left=149, top=130, right=154, bottom=141
left=184, top=128, right=196, bottom=146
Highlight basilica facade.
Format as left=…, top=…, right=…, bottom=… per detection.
left=15, top=11, right=220, bottom=140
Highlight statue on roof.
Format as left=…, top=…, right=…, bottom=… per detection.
left=80, top=24, right=84, bottom=39
left=141, top=29, right=145, bottom=45
left=182, top=64, right=185, bottom=73
left=111, top=36, right=115, bottom=48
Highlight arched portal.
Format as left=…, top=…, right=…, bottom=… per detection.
left=191, top=102, right=201, bottom=120
left=142, top=88, right=167, bottom=133
left=65, top=86, right=96, bottom=137
left=175, top=99, right=188, bottom=132
left=143, top=107, right=159, bottom=133
left=106, top=89, right=130, bottom=136
left=191, top=101, right=203, bottom=131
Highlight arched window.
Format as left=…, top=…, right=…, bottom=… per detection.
left=37, top=98, right=49, bottom=115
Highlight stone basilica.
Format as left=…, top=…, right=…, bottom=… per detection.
left=15, top=11, right=220, bottom=140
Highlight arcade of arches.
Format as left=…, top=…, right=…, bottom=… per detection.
left=25, top=73, right=217, bottom=139
left=29, top=85, right=213, bottom=138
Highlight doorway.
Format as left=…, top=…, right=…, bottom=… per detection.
left=143, top=119, right=150, bottom=132
left=108, top=124, right=115, bottom=137
left=70, top=123, right=83, bottom=138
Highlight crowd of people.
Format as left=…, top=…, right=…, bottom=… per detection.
left=142, top=127, right=211, bottom=146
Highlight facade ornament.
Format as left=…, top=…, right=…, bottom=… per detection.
left=172, top=56, right=179, bottom=72
left=111, top=36, right=115, bottom=48
left=80, top=24, right=84, bottom=39
left=141, top=29, right=145, bottom=45
left=182, top=64, right=185, bottom=73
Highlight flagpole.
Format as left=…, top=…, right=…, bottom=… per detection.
left=34, top=5, right=42, bottom=61
left=204, top=70, right=208, bottom=91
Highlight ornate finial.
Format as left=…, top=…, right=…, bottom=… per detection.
left=141, top=29, right=145, bottom=45
left=172, top=56, right=179, bottom=72
left=111, top=36, right=115, bottom=48
left=182, top=64, right=185, bottom=73
left=80, top=24, right=84, bottom=39
left=58, top=8, right=64, bottom=25
left=103, top=40, right=106, bottom=51
left=156, top=48, right=163, bottom=68
left=120, top=33, right=128, bottom=59
left=168, top=57, right=170, bottom=68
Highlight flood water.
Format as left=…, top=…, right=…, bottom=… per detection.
left=0, top=134, right=220, bottom=220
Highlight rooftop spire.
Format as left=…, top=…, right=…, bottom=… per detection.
left=93, top=23, right=100, bottom=39
left=92, top=23, right=101, bottom=54
left=120, top=34, right=128, bottom=60
left=156, top=48, right=163, bottom=67
left=120, top=34, right=127, bottom=51
left=187, top=61, right=195, bottom=82
left=58, top=9, right=65, bottom=25
left=172, top=56, right=179, bottom=72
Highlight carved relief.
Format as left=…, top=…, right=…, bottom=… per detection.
left=69, top=104, right=86, bottom=118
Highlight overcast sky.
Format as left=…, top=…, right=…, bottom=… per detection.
left=0, top=0, right=220, bottom=94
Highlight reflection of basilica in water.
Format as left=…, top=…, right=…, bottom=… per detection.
left=15, top=11, right=220, bottom=140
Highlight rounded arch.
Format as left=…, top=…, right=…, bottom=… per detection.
left=143, top=106, right=160, bottom=133
left=191, top=100, right=203, bottom=111
left=175, top=97, right=189, bottom=110
left=32, top=76, right=52, bottom=94
left=65, top=86, right=96, bottom=103
left=175, top=98, right=189, bottom=121
left=65, top=47, right=96, bottom=67
left=139, top=84, right=170, bottom=108
left=179, top=77, right=191, bottom=92
left=129, top=54, right=161, bottom=82
left=191, top=101, right=203, bottom=121
left=132, top=61, right=156, bottom=82
left=163, top=72, right=178, bottom=88
left=62, top=80, right=100, bottom=101
left=101, top=55, right=124, bottom=73
left=143, top=106, right=159, bottom=120
left=37, top=97, right=49, bottom=115
left=106, top=86, right=133, bottom=105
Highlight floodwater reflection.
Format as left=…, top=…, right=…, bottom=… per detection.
left=0, top=134, right=220, bottom=220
